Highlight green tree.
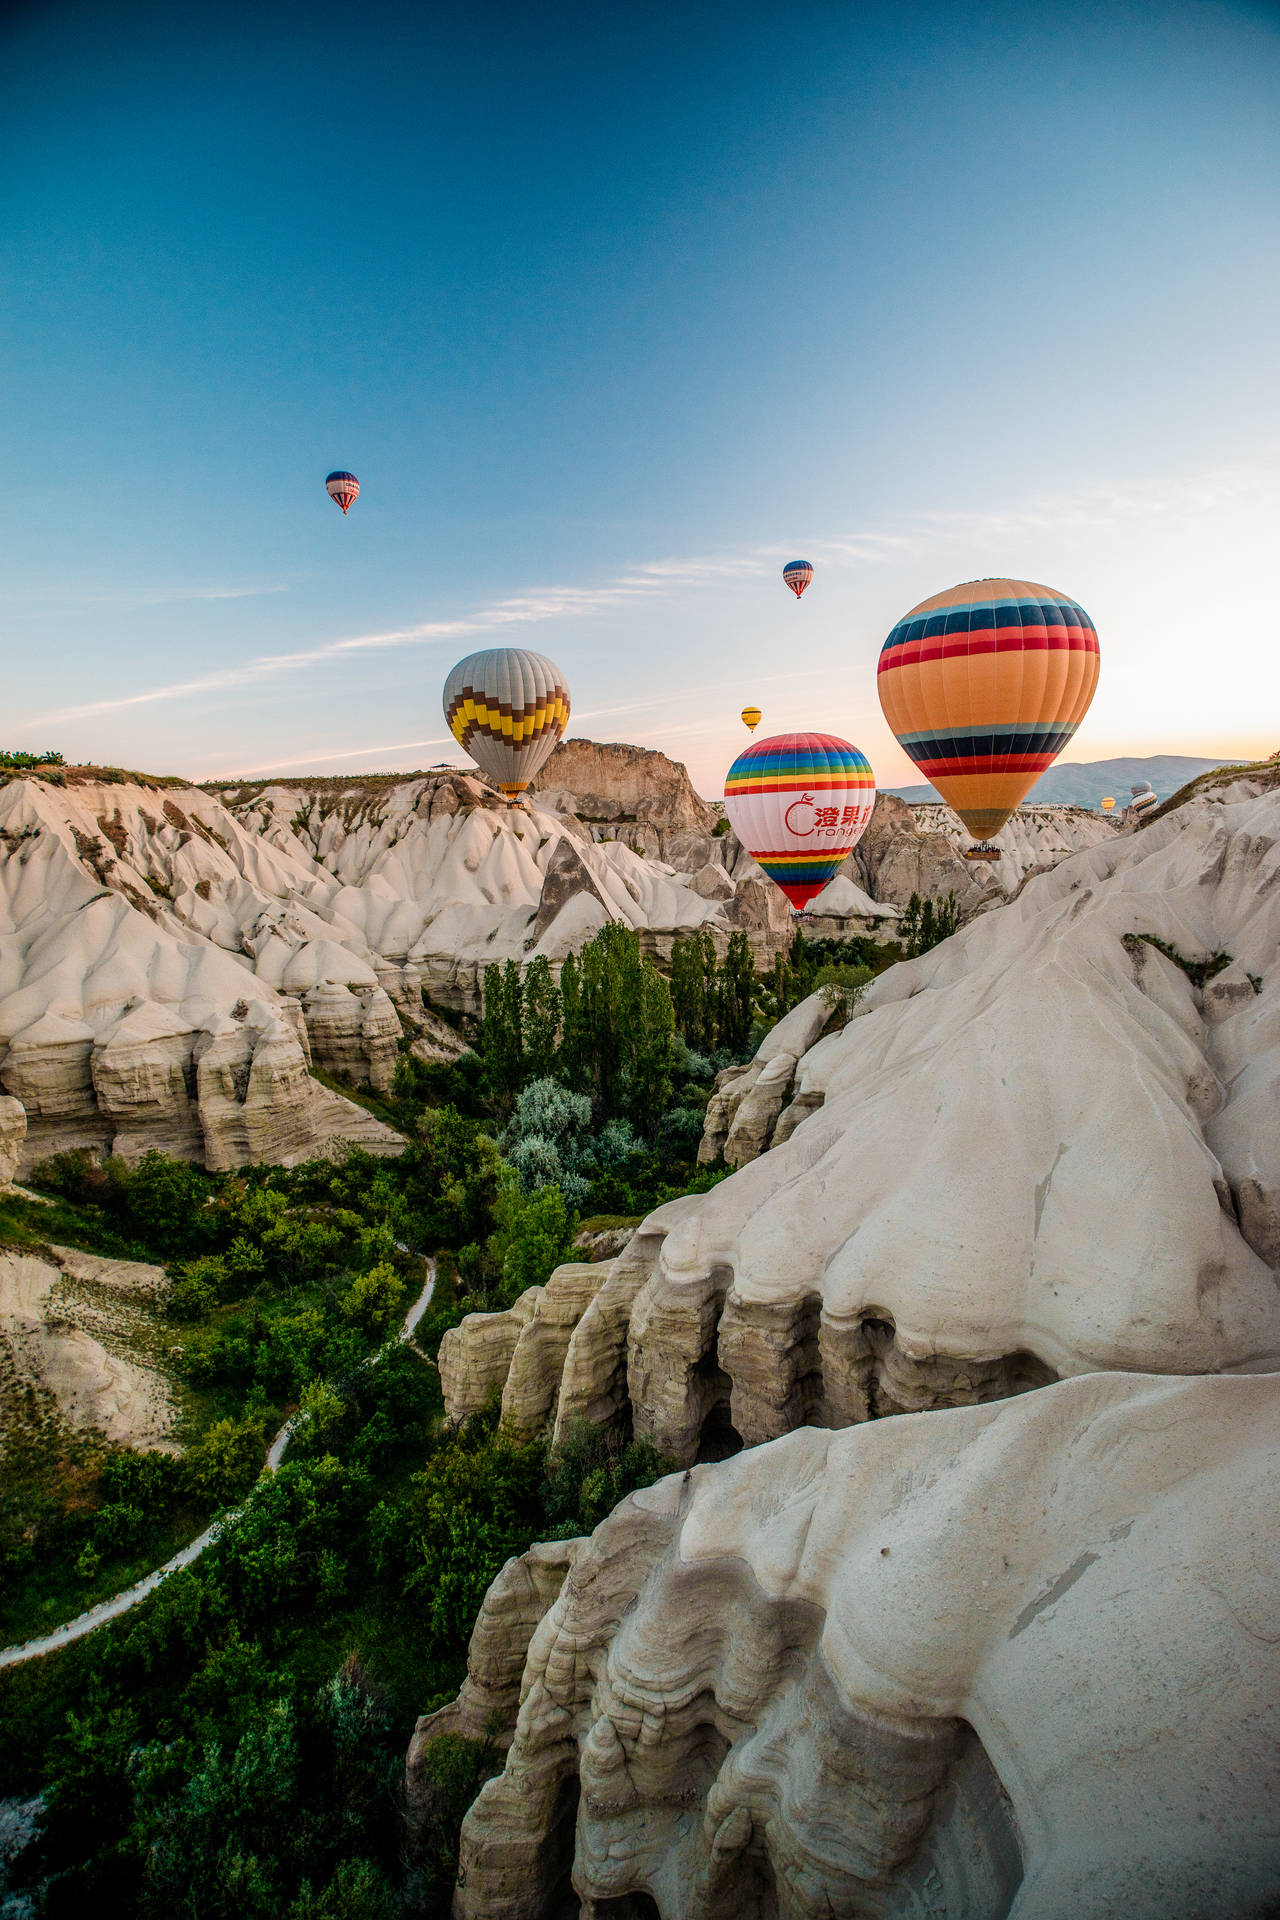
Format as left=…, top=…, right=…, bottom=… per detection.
left=495, top=1182, right=576, bottom=1303
left=627, top=963, right=676, bottom=1135
left=670, top=929, right=719, bottom=1052
left=720, top=930, right=757, bottom=1054
left=181, top=1414, right=266, bottom=1507
left=556, top=949, right=590, bottom=1093
left=520, top=955, right=561, bottom=1082
left=339, top=1262, right=406, bottom=1333
left=480, top=959, right=525, bottom=1111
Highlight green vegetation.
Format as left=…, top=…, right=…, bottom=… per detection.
left=0, top=748, right=65, bottom=769
left=898, top=891, right=961, bottom=958
left=0, top=911, right=949, bottom=1913
left=1, top=1355, right=671, bottom=1916
left=1123, top=932, right=1235, bottom=989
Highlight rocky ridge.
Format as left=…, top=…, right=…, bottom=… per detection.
left=439, top=765, right=1280, bottom=1462
left=0, top=1240, right=175, bottom=1452
left=450, top=1369, right=1280, bottom=1919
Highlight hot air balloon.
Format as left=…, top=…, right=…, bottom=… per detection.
left=740, top=706, right=762, bottom=733
left=782, top=560, right=813, bottom=601
left=1101, top=796, right=1116, bottom=813
left=1129, top=781, right=1158, bottom=817
left=724, top=732, right=876, bottom=911
left=325, top=471, right=359, bottom=514
left=443, top=647, right=570, bottom=802
left=876, top=578, right=1099, bottom=854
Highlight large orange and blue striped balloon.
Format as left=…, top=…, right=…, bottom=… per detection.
left=876, top=578, right=1099, bottom=841
left=724, top=732, right=876, bottom=910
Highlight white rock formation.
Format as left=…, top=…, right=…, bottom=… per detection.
left=0, top=760, right=773, bottom=1171
left=438, top=769, right=1280, bottom=1463
left=0, top=1244, right=174, bottom=1450
left=906, top=799, right=1119, bottom=896
left=450, top=1369, right=1280, bottom=1920
left=698, top=993, right=836, bottom=1168
left=0, top=1096, right=25, bottom=1186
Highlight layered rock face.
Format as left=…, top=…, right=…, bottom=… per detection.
left=0, top=1243, right=174, bottom=1450
left=450, top=1370, right=1280, bottom=1920
left=0, top=759, right=799, bottom=1170
left=841, top=794, right=1117, bottom=917
left=0, top=778, right=403, bottom=1174
left=222, top=767, right=792, bottom=1004
left=441, top=770, right=1280, bottom=1462
left=534, top=737, right=718, bottom=868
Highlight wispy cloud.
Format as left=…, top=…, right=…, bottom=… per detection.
left=3, top=582, right=290, bottom=614
left=21, top=457, right=1280, bottom=735
left=220, top=735, right=454, bottom=778
left=17, top=556, right=763, bottom=729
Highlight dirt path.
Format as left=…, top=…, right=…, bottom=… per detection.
left=0, top=1258, right=436, bottom=1671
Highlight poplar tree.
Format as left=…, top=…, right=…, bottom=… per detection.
left=720, top=931, right=756, bottom=1053
left=521, top=955, right=561, bottom=1082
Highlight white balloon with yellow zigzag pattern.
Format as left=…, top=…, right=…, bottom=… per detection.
left=443, top=647, right=571, bottom=800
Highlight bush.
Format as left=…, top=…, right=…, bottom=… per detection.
left=338, top=1263, right=406, bottom=1333
left=495, top=1183, right=576, bottom=1304
left=168, top=1254, right=231, bottom=1320
left=181, top=1414, right=266, bottom=1507
left=542, top=1419, right=674, bottom=1536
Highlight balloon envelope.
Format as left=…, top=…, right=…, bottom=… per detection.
left=444, top=647, right=570, bottom=798
left=740, top=706, right=762, bottom=732
left=325, top=470, right=359, bottom=514
left=1101, top=796, right=1116, bottom=811
left=782, top=560, right=813, bottom=600
left=724, top=732, right=876, bottom=910
left=876, top=578, right=1099, bottom=841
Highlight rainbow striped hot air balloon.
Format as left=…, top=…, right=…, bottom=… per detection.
left=876, top=579, right=1099, bottom=844
left=325, top=470, right=359, bottom=514
left=443, top=647, right=570, bottom=801
left=724, top=732, right=876, bottom=911
left=782, top=560, right=813, bottom=601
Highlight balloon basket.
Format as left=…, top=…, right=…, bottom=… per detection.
left=964, top=845, right=1001, bottom=862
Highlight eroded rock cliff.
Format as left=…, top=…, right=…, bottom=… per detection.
left=447, top=1370, right=1280, bottom=1920
left=440, top=767, right=1280, bottom=1462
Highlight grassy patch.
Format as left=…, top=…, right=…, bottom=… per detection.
left=307, top=1065, right=402, bottom=1132
left=1124, top=933, right=1234, bottom=989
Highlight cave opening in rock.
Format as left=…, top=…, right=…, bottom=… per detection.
left=696, top=1398, right=744, bottom=1463
left=590, top=1892, right=662, bottom=1918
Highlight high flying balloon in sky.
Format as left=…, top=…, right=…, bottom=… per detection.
left=443, top=646, right=569, bottom=800
left=876, top=579, right=1100, bottom=843
left=2, top=5, right=1274, bottom=784
left=324, top=471, right=360, bottom=515
left=724, top=731, right=876, bottom=910
left=782, top=561, right=813, bottom=602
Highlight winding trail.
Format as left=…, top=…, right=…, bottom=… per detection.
left=0, top=1257, right=436, bottom=1673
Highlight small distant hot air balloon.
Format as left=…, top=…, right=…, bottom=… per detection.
left=325, top=471, right=360, bottom=514
left=1101, top=796, right=1116, bottom=813
left=782, top=560, right=813, bottom=601
left=877, top=578, right=1099, bottom=854
left=1129, top=781, right=1158, bottom=817
left=443, top=647, right=570, bottom=802
left=740, top=706, right=762, bottom=733
left=724, top=732, right=876, bottom=911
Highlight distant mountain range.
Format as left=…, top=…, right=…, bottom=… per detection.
left=887, top=755, right=1222, bottom=811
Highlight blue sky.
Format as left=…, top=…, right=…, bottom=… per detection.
left=3, top=0, right=1277, bottom=794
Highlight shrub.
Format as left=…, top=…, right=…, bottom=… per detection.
left=338, top=1263, right=406, bottom=1333
left=181, top=1414, right=266, bottom=1507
